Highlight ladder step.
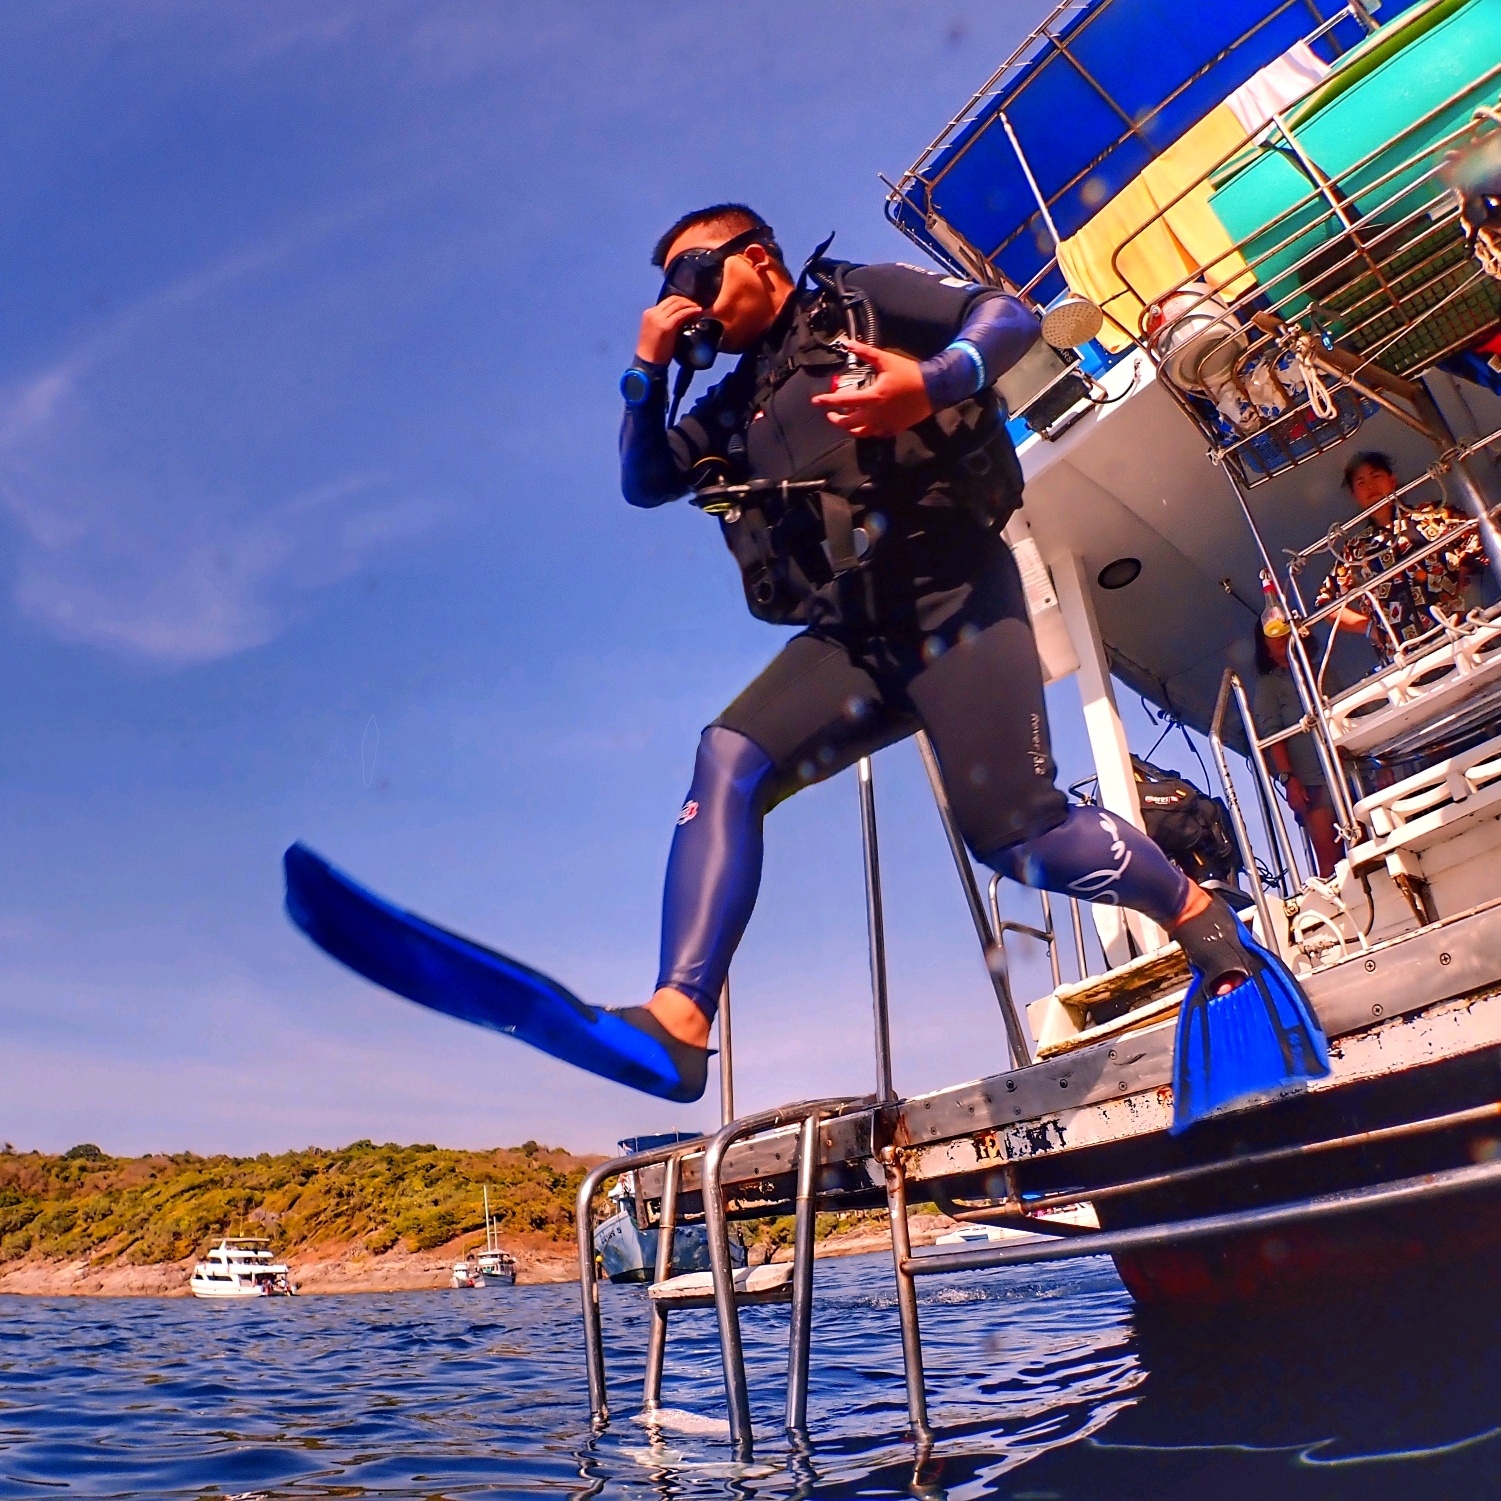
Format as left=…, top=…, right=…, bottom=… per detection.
left=648, top=1262, right=795, bottom=1309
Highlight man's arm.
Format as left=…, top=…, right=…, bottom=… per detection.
left=621, top=292, right=729, bottom=509
left=918, top=293, right=1040, bottom=410
left=1315, top=561, right=1370, bottom=634
left=620, top=361, right=686, bottom=508
left=620, top=367, right=747, bottom=508
left=811, top=263, right=1039, bottom=439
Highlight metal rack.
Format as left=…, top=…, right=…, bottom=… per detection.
left=1123, top=74, right=1501, bottom=489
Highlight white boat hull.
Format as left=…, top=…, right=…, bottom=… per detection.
left=189, top=1280, right=291, bottom=1299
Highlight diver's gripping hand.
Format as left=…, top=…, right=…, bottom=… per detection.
left=282, top=842, right=709, bottom=1103
left=1170, top=896, right=1331, bottom=1131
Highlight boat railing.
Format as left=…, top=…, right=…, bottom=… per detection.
left=575, top=718, right=1501, bottom=1457
left=1209, top=666, right=1335, bottom=948
left=884, top=1, right=1380, bottom=301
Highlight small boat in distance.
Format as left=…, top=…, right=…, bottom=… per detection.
left=932, top=1204, right=1099, bottom=1247
left=595, top=1132, right=748, bottom=1284
left=189, top=1237, right=295, bottom=1298
left=451, top=1186, right=517, bottom=1288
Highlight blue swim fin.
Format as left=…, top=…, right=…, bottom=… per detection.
left=1170, top=897, right=1330, bottom=1132
left=282, top=843, right=709, bottom=1103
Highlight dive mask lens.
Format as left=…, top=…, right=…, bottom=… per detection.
left=660, top=248, right=723, bottom=308
left=657, top=226, right=764, bottom=308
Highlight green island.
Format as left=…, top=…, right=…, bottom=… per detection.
left=0, top=1141, right=885, bottom=1268
left=0, top=1140, right=601, bottom=1265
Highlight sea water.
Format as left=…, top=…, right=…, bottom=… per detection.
left=3, top=1251, right=1499, bottom=1498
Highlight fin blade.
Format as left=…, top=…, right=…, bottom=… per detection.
left=1172, top=928, right=1330, bottom=1132
left=283, top=843, right=693, bottom=1100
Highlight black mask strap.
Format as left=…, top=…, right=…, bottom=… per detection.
left=796, top=231, right=837, bottom=295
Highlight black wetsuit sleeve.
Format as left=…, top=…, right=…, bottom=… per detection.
left=843, top=262, right=1039, bottom=406
left=619, top=369, right=745, bottom=508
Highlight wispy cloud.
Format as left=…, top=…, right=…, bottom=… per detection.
left=0, top=212, right=453, bottom=665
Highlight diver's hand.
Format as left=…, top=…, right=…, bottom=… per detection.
left=810, top=340, right=934, bottom=438
left=1284, top=776, right=1311, bottom=815
left=637, top=295, right=702, bottom=364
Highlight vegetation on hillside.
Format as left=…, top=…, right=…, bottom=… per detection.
left=0, top=1140, right=601, bottom=1265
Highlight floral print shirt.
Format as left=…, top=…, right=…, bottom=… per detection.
left=1314, top=504, right=1485, bottom=664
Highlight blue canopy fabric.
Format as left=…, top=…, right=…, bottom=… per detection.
left=887, top=0, right=1424, bottom=306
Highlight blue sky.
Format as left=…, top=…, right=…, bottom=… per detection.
left=0, top=0, right=1193, bottom=1157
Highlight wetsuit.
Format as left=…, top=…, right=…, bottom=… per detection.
left=622, top=261, right=1190, bottom=1018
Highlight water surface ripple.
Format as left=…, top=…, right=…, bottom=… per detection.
left=3, top=1252, right=1499, bottom=1498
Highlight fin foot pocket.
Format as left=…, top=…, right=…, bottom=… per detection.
left=609, top=1007, right=712, bottom=1104
left=1170, top=896, right=1331, bottom=1132
left=282, top=843, right=705, bottom=1103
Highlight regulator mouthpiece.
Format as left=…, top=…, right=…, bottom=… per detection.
left=675, top=317, right=724, bottom=371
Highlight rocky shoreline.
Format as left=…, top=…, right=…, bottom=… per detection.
left=0, top=1216, right=961, bottom=1297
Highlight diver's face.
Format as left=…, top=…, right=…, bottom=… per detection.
left=1349, top=463, right=1398, bottom=512
left=661, top=226, right=789, bottom=353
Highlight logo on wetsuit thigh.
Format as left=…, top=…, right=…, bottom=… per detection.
left=677, top=800, right=699, bottom=825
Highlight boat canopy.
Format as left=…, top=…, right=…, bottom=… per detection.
left=886, top=0, right=1423, bottom=306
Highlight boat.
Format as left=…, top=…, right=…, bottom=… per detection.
left=189, top=1237, right=295, bottom=1298
left=932, top=1204, right=1098, bottom=1246
left=932, top=1223, right=1008, bottom=1246
left=574, top=0, right=1501, bottom=1456
left=594, top=1133, right=747, bottom=1284
left=451, top=1186, right=517, bottom=1287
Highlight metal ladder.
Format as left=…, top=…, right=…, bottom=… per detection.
left=576, top=1095, right=863, bottom=1454
left=574, top=737, right=1041, bottom=1458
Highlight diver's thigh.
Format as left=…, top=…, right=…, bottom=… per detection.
left=907, top=567, right=1067, bottom=852
left=715, top=633, right=914, bottom=795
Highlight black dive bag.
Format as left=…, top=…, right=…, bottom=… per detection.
left=1133, top=755, right=1244, bottom=884
left=702, top=260, right=1025, bottom=626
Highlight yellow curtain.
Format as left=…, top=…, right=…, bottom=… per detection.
left=1057, top=106, right=1255, bottom=352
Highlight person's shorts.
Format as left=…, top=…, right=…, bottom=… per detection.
left=1298, top=782, right=1332, bottom=815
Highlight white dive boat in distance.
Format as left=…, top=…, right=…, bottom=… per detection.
left=189, top=1237, right=295, bottom=1298
left=932, top=1204, right=1099, bottom=1246
left=451, top=1186, right=517, bottom=1288
left=574, top=0, right=1501, bottom=1457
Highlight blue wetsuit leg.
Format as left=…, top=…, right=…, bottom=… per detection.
left=985, top=804, right=1191, bottom=929
left=656, top=725, right=776, bottom=1020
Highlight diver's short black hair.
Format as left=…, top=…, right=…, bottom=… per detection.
left=1342, top=450, right=1395, bottom=489
left=651, top=203, right=784, bottom=268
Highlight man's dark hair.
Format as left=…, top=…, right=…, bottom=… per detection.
left=1341, top=450, right=1395, bottom=490
left=651, top=203, right=784, bottom=268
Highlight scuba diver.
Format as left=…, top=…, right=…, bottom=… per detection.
left=282, top=203, right=1329, bottom=1130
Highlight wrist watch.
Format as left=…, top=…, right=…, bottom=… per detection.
left=620, top=360, right=666, bottom=407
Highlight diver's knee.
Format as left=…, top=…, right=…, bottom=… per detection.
left=693, top=725, right=776, bottom=802
left=967, top=793, right=1069, bottom=872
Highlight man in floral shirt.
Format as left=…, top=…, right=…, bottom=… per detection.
left=1315, top=451, right=1487, bottom=667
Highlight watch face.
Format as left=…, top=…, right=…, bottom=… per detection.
left=620, top=367, right=652, bottom=405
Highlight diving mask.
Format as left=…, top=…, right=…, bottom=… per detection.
left=658, top=225, right=766, bottom=308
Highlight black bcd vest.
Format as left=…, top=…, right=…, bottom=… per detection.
left=699, top=261, right=1025, bottom=626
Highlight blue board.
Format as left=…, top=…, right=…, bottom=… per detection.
left=282, top=843, right=687, bottom=1099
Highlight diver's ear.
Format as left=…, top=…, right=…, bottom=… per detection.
left=744, top=241, right=791, bottom=290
